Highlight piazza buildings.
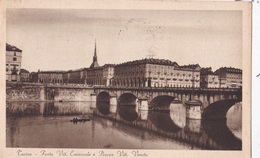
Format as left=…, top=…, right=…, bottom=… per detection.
left=86, top=64, right=114, bottom=86
left=113, top=59, right=201, bottom=88
left=214, top=67, right=242, bottom=88
left=200, top=67, right=219, bottom=88
left=6, top=42, right=242, bottom=89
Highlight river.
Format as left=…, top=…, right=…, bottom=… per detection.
left=6, top=101, right=242, bottom=150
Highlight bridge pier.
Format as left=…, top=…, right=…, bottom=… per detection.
left=185, top=119, right=202, bottom=133
left=185, top=100, right=202, bottom=119
left=110, top=96, right=117, bottom=113
left=209, top=95, right=214, bottom=104
left=139, top=110, right=148, bottom=120
left=138, top=98, right=149, bottom=111
left=90, top=93, right=97, bottom=108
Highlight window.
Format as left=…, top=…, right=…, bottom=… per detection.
left=14, top=52, right=16, bottom=56
left=13, top=57, right=17, bottom=61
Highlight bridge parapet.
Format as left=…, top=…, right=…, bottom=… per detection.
left=94, top=86, right=242, bottom=118
left=93, top=86, right=242, bottom=94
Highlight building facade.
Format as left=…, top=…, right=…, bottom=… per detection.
left=86, top=65, right=114, bottom=86
left=31, top=70, right=64, bottom=83
left=113, top=59, right=201, bottom=88
left=200, top=67, right=219, bottom=88
left=6, top=43, right=22, bottom=82
left=63, top=68, right=88, bottom=84
left=102, top=64, right=115, bottom=86
left=175, top=64, right=201, bottom=88
left=20, top=69, right=30, bottom=82
left=14, top=40, right=242, bottom=88
left=214, top=67, right=242, bottom=88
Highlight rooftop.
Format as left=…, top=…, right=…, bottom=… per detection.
left=20, top=69, right=30, bottom=73
left=201, top=67, right=214, bottom=75
left=116, top=58, right=179, bottom=67
left=178, top=64, right=201, bottom=70
left=6, top=43, right=22, bottom=52
left=214, top=67, right=242, bottom=74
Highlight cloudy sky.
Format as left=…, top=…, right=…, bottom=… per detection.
left=7, top=9, right=242, bottom=72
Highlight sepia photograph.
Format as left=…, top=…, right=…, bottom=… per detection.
left=1, top=1, right=251, bottom=158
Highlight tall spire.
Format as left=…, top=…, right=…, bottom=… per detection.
left=93, top=39, right=97, bottom=62
left=90, top=39, right=100, bottom=69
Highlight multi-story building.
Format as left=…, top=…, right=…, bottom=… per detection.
left=6, top=43, right=22, bottom=82
left=63, top=68, right=88, bottom=84
left=114, top=59, right=150, bottom=87
left=175, top=64, right=201, bottom=88
left=20, top=69, right=30, bottom=82
left=214, top=67, right=242, bottom=88
left=31, top=70, right=64, bottom=83
left=200, top=67, right=219, bottom=88
left=87, top=65, right=115, bottom=86
left=102, top=64, right=115, bottom=86
left=86, top=67, right=103, bottom=85
left=145, top=59, right=179, bottom=87
left=114, top=58, right=200, bottom=88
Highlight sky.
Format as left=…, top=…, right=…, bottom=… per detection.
left=6, top=9, right=242, bottom=72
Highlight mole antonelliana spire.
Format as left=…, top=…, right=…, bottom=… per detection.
left=89, top=40, right=100, bottom=68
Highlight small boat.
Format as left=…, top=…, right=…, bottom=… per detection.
left=70, top=117, right=90, bottom=122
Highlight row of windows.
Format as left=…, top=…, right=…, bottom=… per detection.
left=6, top=68, right=19, bottom=72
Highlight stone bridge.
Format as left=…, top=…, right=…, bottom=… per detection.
left=93, top=86, right=242, bottom=119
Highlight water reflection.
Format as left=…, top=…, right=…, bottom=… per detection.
left=138, top=110, right=148, bottom=121
left=118, top=106, right=139, bottom=122
left=96, top=101, right=110, bottom=115
left=185, top=119, right=202, bottom=136
left=201, top=119, right=242, bottom=150
left=6, top=102, right=42, bottom=116
left=169, top=103, right=186, bottom=128
left=226, top=103, right=242, bottom=140
left=6, top=101, right=242, bottom=150
left=148, top=111, right=182, bottom=132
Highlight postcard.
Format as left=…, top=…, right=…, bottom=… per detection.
left=0, top=0, right=251, bottom=158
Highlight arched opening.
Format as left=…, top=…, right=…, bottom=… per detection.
left=150, top=95, right=175, bottom=110
left=202, top=99, right=241, bottom=120
left=118, top=93, right=137, bottom=107
left=96, top=92, right=110, bottom=115
left=117, top=93, right=138, bottom=121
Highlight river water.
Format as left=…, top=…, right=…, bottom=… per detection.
left=6, top=101, right=242, bottom=150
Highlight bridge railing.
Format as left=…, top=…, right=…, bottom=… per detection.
left=93, top=85, right=242, bottom=92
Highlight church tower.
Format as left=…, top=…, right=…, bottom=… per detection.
left=89, top=40, right=100, bottom=69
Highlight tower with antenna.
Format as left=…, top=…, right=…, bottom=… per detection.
left=89, top=40, right=100, bottom=69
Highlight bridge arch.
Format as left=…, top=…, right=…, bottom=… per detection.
left=202, top=99, right=241, bottom=119
left=96, top=91, right=110, bottom=115
left=97, top=91, right=110, bottom=102
left=118, top=93, right=137, bottom=107
left=149, top=95, right=176, bottom=108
